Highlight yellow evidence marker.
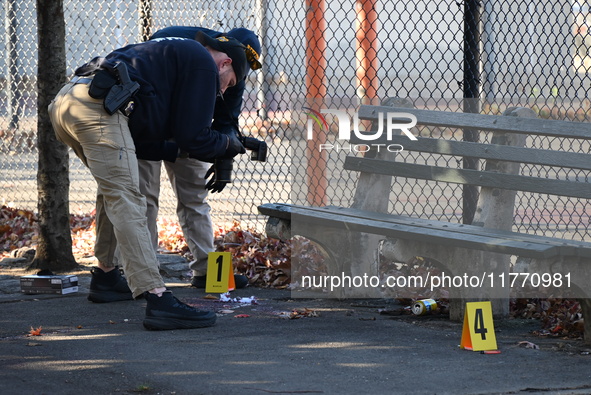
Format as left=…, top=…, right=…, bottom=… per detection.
left=205, top=252, right=235, bottom=293
left=460, top=301, right=498, bottom=352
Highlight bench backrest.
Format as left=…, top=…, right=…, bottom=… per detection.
left=344, top=105, right=591, bottom=199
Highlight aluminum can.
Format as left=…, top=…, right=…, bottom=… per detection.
left=412, top=299, right=438, bottom=315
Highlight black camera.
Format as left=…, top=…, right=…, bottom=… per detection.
left=240, top=136, right=267, bottom=162
left=206, top=133, right=267, bottom=192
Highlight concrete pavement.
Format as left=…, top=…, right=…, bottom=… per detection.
left=1, top=254, right=591, bottom=395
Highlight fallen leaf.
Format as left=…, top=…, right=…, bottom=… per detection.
left=28, top=326, right=42, bottom=336
left=203, top=294, right=218, bottom=300
left=293, top=308, right=319, bottom=318
left=277, top=308, right=319, bottom=319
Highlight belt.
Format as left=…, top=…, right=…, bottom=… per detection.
left=69, top=73, right=135, bottom=116
left=70, top=75, right=93, bottom=85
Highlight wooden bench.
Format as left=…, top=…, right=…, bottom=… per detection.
left=258, top=101, right=591, bottom=343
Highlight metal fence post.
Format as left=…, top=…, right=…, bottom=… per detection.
left=355, top=0, right=379, bottom=105
left=4, top=0, right=20, bottom=131
left=462, top=0, right=481, bottom=225
left=256, top=0, right=270, bottom=121
left=305, top=0, right=327, bottom=206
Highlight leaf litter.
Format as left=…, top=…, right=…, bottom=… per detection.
left=0, top=205, right=586, bottom=337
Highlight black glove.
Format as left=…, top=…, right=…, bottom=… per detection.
left=221, top=133, right=246, bottom=159
left=205, top=159, right=233, bottom=193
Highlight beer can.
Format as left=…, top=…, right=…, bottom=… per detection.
left=412, top=299, right=438, bottom=315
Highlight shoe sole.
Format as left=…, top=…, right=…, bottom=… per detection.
left=143, top=316, right=217, bottom=330
left=88, top=291, right=134, bottom=303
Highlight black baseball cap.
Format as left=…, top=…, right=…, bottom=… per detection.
left=226, top=28, right=262, bottom=71
left=195, top=31, right=248, bottom=81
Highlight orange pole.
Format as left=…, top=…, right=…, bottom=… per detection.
left=355, top=0, right=379, bottom=105
left=305, top=0, right=328, bottom=206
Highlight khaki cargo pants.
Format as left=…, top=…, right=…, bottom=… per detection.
left=48, top=79, right=165, bottom=298
left=138, top=157, right=214, bottom=277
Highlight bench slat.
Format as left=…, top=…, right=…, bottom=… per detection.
left=344, top=156, right=591, bottom=199
left=321, top=205, right=591, bottom=254
left=348, top=135, right=591, bottom=171
left=258, top=203, right=591, bottom=259
left=262, top=203, right=589, bottom=250
left=259, top=203, right=292, bottom=220
left=358, top=105, right=591, bottom=140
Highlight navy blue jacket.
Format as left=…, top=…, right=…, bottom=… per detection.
left=75, top=38, right=228, bottom=162
left=150, top=26, right=245, bottom=135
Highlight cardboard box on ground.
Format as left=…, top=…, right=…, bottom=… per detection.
left=20, top=275, right=78, bottom=295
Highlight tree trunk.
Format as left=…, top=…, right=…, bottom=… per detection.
left=30, top=0, right=78, bottom=272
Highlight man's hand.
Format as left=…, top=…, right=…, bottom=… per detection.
left=221, top=133, right=246, bottom=159
left=205, top=159, right=233, bottom=193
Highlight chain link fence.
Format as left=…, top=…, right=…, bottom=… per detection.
left=1, top=0, right=590, bottom=240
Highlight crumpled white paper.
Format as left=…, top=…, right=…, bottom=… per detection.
left=219, top=292, right=259, bottom=305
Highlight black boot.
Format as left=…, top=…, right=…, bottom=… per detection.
left=88, top=267, right=133, bottom=303
left=143, top=291, right=216, bottom=330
